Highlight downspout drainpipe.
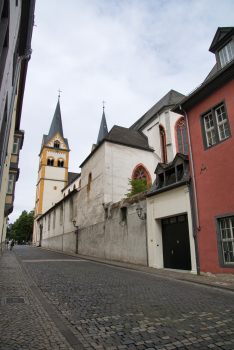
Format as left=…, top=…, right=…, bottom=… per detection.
left=179, top=106, right=200, bottom=231
left=0, top=50, right=32, bottom=190
left=145, top=215, right=149, bottom=267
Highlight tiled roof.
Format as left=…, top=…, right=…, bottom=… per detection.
left=130, top=90, right=186, bottom=131
left=106, top=125, right=151, bottom=150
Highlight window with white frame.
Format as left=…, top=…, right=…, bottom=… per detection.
left=54, top=141, right=60, bottom=148
left=201, top=101, right=231, bottom=150
left=7, top=174, right=14, bottom=193
left=219, top=40, right=234, bottom=67
left=12, top=137, right=19, bottom=154
left=220, top=217, right=234, bottom=264
left=215, top=105, right=230, bottom=141
left=204, top=112, right=216, bottom=147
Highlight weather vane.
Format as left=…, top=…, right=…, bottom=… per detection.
left=102, top=100, right=106, bottom=109
left=58, top=89, right=62, bottom=100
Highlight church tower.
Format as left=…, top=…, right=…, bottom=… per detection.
left=34, top=99, right=69, bottom=223
left=92, top=107, right=108, bottom=151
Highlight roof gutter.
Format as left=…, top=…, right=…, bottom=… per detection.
left=179, top=105, right=200, bottom=231
left=0, top=50, right=32, bottom=190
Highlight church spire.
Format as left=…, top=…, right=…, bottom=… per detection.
left=97, top=106, right=108, bottom=144
left=47, top=99, right=64, bottom=141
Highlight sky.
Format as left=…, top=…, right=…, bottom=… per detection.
left=9, top=0, right=234, bottom=223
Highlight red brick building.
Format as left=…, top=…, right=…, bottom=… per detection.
left=173, top=27, right=234, bottom=274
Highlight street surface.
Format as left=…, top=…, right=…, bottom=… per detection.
left=0, top=246, right=234, bottom=350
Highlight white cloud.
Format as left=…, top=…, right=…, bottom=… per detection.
left=9, top=0, right=233, bottom=222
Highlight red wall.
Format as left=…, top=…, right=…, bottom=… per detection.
left=188, top=79, right=234, bottom=273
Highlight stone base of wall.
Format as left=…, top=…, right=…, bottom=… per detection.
left=41, top=199, right=148, bottom=266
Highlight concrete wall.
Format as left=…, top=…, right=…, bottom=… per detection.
left=36, top=192, right=148, bottom=266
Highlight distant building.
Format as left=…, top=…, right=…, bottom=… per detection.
left=0, top=0, right=35, bottom=249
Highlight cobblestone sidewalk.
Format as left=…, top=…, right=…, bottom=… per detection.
left=0, top=249, right=75, bottom=350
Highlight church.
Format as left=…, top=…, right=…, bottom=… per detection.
left=33, top=27, right=234, bottom=275
left=33, top=89, right=197, bottom=271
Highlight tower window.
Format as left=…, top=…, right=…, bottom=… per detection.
left=54, top=141, right=60, bottom=148
left=47, top=158, right=54, bottom=166
left=57, top=160, right=64, bottom=167
left=175, top=117, right=188, bottom=154
left=159, top=125, right=167, bottom=163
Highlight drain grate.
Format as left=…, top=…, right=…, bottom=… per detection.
left=6, top=297, right=25, bottom=304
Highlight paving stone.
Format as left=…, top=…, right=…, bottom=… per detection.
left=2, top=246, right=234, bottom=350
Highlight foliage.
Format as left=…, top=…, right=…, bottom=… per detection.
left=124, top=178, right=151, bottom=198
left=10, top=209, right=34, bottom=243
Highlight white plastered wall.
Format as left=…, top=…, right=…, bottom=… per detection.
left=42, top=166, right=65, bottom=213
left=146, top=185, right=197, bottom=274
left=104, top=142, right=158, bottom=204
left=141, top=108, right=184, bottom=164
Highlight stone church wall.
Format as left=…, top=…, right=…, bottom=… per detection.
left=37, top=192, right=148, bottom=266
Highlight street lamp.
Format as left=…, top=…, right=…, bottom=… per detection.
left=136, top=204, right=146, bottom=220
left=72, top=220, right=79, bottom=254
left=73, top=219, right=78, bottom=229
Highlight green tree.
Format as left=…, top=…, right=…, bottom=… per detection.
left=124, top=178, right=151, bottom=198
left=11, top=209, right=34, bottom=243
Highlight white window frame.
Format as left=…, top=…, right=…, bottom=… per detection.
left=203, top=112, right=216, bottom=147
left=215, top=104, right=230, bottom=141
left=220, top=217, right=234, bottom=264
left=7, top=174, right=14, bottom=194
left=219, top=40, right=234, bottom=67
left=12, top=137, right=19, bottom=154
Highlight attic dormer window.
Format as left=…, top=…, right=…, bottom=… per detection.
left=219, top=40, right=234, bottom=67
left=54, top=141, right=60, bottom=148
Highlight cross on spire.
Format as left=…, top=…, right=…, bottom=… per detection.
left=58, top=89, right=62, bottom=100
left=102, top=100, right=106, bottom=109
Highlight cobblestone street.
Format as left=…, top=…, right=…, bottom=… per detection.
left=1, top=246, right=234, bottom=350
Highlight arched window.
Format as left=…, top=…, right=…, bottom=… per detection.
left=57, top=160, right=64, bottom=167
left=47, top=158, right=54, bottom=166
left=159, top=125, right=167, bottom=163
left=68, top=189, right=70, bottom=194
left=54, top=141, right=60, bottom=148
left=53, top=186, right=57, bottom=190
left=79, top=179, right=81, bottom=188
left=73, top=184, right=76, bottom=190
left=87, top=172, right=92, bottom=191
left=175, top=117, right=188, bottom=154
left=63, top=193, right=66, bottom=198
left=132, top=164, right=152, bottom=185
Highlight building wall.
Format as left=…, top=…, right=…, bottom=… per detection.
left=187, top=79, right=234, bottom=273
left=141, top=108, right=183, bottom=164
left=104, top=142, right=157, bottom=204
left=146, top=185, right=197, bottom=273
left=36, top=193, right=148, bottom=266
left=0, top=2, right=22, bottom=249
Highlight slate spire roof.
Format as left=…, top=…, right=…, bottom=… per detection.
left=43, top=99, right=69, bottom=148
left=97, top=107, right=108, bottom=144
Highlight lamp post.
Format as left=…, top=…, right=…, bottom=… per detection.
left=73, top=220, right=79, bottom=254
